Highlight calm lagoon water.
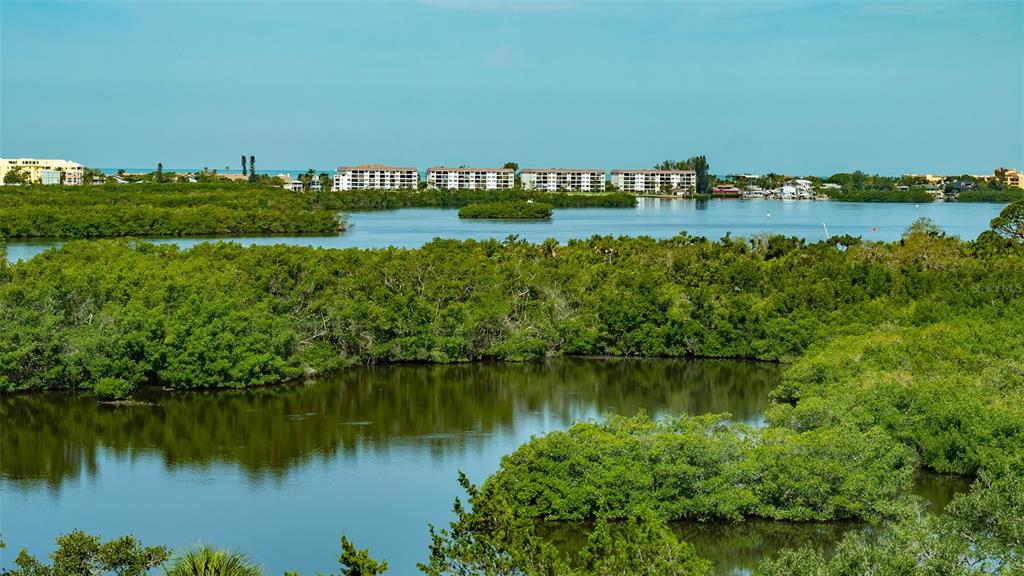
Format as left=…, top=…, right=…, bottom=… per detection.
left=4, top=198, right=1006, bottom=263
left=0, top=359, right=968, bottom=575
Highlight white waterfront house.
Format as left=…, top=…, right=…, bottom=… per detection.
left=610, top=169, right=696, bottom=195
left=780, top=179, right=815, bottom=199
left=333, top=164, right=419, bottom=191
left=1, top=158, right=84, bottom=185
left=520, top=168, right=605, bottom=192
left=278, top=174, right=303, bottom=192
left=426, top=167, right=514, bottom=190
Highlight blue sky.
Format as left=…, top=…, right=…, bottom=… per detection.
left=1, top=1, right=1021, bottom=175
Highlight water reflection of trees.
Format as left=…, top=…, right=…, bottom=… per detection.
left=538, top=470, right=969, bottom=576
left=540, top=519, right=861, bottom=575
left=1, top=358, right=779, bottom=490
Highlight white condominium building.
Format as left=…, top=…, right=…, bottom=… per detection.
left=426, top=167, right=514, bottom=190
left=333, top=164, right=419, bottom=191
left=64, top=165, right=84, bottom=185
left=520, top=168, right=605, bottom=192
left=610, top=169, right=696, bottom=194
left=1, top=158, right=84, bottom=185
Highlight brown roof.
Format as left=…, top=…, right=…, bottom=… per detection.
left=426, top=167, right=514, bottom=173
left=337, top=164, right=417, bottom=172
left=520, top=168, right=604, bottom=174
left=610, top=169, right=696, bottom=175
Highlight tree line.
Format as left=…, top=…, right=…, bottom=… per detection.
left=0, top=182, right=344, bottom=238
left=0, top=183, right=636, bottom=238
left=1, top=204, right=1021, bottom=395
left=318, top=188, right=636, bottom=211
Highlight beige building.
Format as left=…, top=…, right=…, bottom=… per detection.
left=333, top=164, right=419, bottom=191
left=1, top=158, right=84, bottom=185
left=611, top=169, right=696, bottom=194
left=903, top=174, right=947, bottom=185
left=520, top=168, right=605, bottom=192
left=997, top=167, right=1023, bottom=189
left=426, top=167, right=514, bottom=190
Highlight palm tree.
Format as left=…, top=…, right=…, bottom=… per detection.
left=165, top=547, right=261, bottom=576
left=241, top=155, right=247, bottom=176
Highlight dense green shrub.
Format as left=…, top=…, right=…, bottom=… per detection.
left=958, top=188, right=1024, bottom=203
left=0, top=530, right=170, bottom=576
left=91, top=377, right=133, bottom=400
left=420, top=473, right=713, bottom=576
left=2, top=229, right=1022, bottom=394
left=458, top=201, right=552, bottom=219
left=481, top=413, right=916, bottom=523
left=0, top=183, right=343, bottom=238
left=825, top=188, right=935, bottom=202
left=767, top=316, right=1024, bottom=476
left=754, top=471, right=1023, bottom=575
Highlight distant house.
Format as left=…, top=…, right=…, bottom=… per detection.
left=950, top=179, right=976, bottom=191
left=0, top=158, right=84, bottom=185
left=217, top=173, right=250, bottom=182
left=997, top=167, right=1023, bottom=189
left=821, top=182, right=842, bottom=190
left=278, top=174, right=303, bottom=192
left=904, top=174, right=947, bottom=185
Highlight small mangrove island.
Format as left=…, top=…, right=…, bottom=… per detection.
left=458, top=200, right=553, bottom=220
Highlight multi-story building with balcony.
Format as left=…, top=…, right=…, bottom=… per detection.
left=333, top=164, right=419, bottom=191
left=0, top=158, right=84, bottom=185
left=997, top=167, right=1023, bottom=189
left=520, top=168, right=605, bottom=192
left=426, top=167, right=514, bottom=190
left=63, top=165, right=84, bottom=185
left=610, top=169, right=696, bottom=195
